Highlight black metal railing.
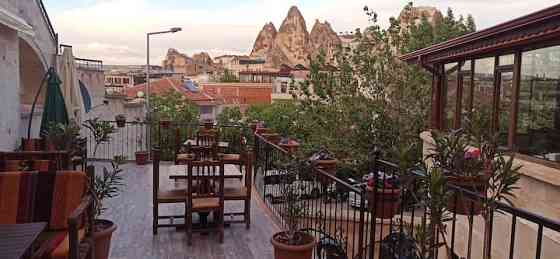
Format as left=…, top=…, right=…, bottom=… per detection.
left=254, top=133, right=560, bottom=259
left=84, top=120, right=247, bottom=161
left=75, top=58, right=103, bottom=71
left=83, top=121, right=150, bottom=161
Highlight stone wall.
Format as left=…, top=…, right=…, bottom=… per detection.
left=0, top=24, right=20, bottom=151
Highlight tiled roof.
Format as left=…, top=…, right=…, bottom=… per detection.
left=126, top=78, right=223, bottom=106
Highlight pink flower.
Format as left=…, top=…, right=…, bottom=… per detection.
left=465, top=148, right=481, bottom=159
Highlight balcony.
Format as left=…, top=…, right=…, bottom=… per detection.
left=98, top=161, right=278, bottom=258
left=75, top=58, right=104, bottom=71
left=82, top=121, right=560, bottom=259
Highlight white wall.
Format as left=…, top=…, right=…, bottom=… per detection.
left=0, top=24, right=20, bottom=151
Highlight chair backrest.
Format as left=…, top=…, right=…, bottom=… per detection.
left=197, top=132, right=217, bottom=147
left=0, top=171, right=38, bottom=224
left=187, top=158, right=225, bottom=202
left=34, top=170, right=87, bottom=230
left=189, top=145, right=218, bottom=161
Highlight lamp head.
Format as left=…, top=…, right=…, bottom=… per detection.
left=170, top=27, right=182, bottom=33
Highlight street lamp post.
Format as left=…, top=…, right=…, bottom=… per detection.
left=145, top=27, right=182, bottom=115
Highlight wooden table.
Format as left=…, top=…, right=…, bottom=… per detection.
left=168, top=165, right=242, bottom=180
left=183, top=139, right=229, bottom=149
left=0, top=222, right=46, bottom=259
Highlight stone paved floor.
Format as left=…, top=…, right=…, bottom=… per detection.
left=94, top=162, right=279, bottom=259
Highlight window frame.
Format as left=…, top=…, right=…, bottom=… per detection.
left=437, top=46, right=560, bottom=167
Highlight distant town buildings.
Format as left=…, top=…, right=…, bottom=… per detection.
left=214, top=55, right=267, bottom=77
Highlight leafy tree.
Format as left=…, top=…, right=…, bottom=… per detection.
left=149, top=90, right=198, bottom=160
left=219, top=69, right=240, bottom=83
left=466, top=14, right=476, bottom=32
left=149, top=90, right=199, bottom=123
left=217, top=106, right=242, bottom=125
left=285, top=3, right=476, bottom=168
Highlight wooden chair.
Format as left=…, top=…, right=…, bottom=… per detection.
left=186, top=157, right=225, bottom=246
left=0, top=171, right=39, bottom=224
left=223, top=147, right=253, bottom=229
left=152, top=148, right=188, bottom=234
left=31, top=169, right=95, bottom=259
left=196, top=132, right=217, bottom=147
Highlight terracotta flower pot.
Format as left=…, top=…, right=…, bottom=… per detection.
left=135, top=151, right=149, bottom=165
left=45, top=140, right=57, bottom=151
left=261, top=133, right=281, bottom=144
left=446, top=175, right=487, bottom=215
left=271, top=232, right=315, bottom=259
left=93, top=219, right=117, bottom=259
left=22, top=138, right=41, bottom=151
left=366, top=186, right=401, bottom=219
left=279, top=140, right=300, bottom=154
left=33, top=160, right=51, bottom=172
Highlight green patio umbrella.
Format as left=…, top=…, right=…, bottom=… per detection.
left=39, top=68, right=69, bottom=137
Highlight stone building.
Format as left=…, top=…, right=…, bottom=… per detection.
left=0, top=0, right=58, bottom=150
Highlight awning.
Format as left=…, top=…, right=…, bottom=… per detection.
left=79, top=80, right=92, bottom=113
left=0, top=7, right=34, bottom=36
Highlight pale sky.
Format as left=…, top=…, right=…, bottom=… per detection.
left=45, top=0, right=559, bottom=65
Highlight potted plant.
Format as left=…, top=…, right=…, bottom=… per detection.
left=135, top=132, right=149, bottom=165
left=429, top=130, right=488, bottom=215
left=309, top=149, right=337, bottom=174
left=90, top=156, right=126, bottom=259
left=83, top=118, right=116, bottom=159
left=21, top=138, right=41, bottom=151
left=366, top=171, right=401, bottom=219
left=115, top=114, right=127, bottom=128
left=271, top=162, right=316, bottom=259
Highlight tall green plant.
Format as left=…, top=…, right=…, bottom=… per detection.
left=83, top=118, right=116, bottom=157
left=92, top=156, right=126, bottom=217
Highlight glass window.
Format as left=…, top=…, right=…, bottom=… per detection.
left=472, top=57, right=495, bottom=129
left=461, top=60, right=472, bottom=71
left=516, top=46, right=560, bottom=162
left=461, top=75, right=473, bottom=115
left=281, top=82, right=288, bottom=94
left=499, top=54, right=514, bottom=66
left=200, top=106, right=213, bottom=115
left=497, top=71, right=514, bottom=146
left=444, top=63, right=459, bottom=128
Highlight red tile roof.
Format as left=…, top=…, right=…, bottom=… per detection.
left=200, top=83, right=272, bottom=106
left=126, top=78, right=223, bottom=106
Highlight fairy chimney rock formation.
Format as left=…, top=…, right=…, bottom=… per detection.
left=399, top=6, right=443, bottom=27
left=250, top=6, right=343, bottom=68
left=309, top=19, right=341, bottom=61
left=250, top=22, right=277, bottom=59
left=272, top=6, right=310, bottom=66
